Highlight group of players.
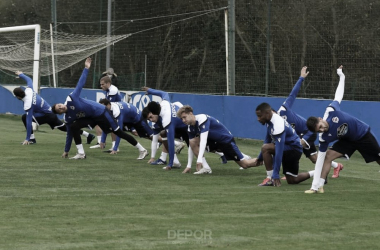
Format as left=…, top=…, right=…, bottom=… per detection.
left=13, top=57, right=380, bottom=194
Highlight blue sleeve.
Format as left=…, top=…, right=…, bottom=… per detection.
left=71, top=68, right=89, bottom=98
left=101, top=132, right=107, bottom=144
left=328, top=100, right=341, bottom=111
left=166, top=122, right=176, bottom=167
left=272, top=132, right=286, bottom=179
left=141, top=121, right=153, bottom=137
left=263, top=131, right=272, bottom=144
left=112, top=115, right=124, bottom=151
left=64, top=124, right=73, bottom=153
left=257, top=132, right=272, bottom=161
left=19, top=74, right=33, bottom=89
left=283, top=77, right=304, bottom=109
left=147, top=88, right=170, bottom=101
left=25, top=109, right=33, bottom=141
left=302, top=130, right=314, bottom=142
left=257, top=152, right=263, bottom=161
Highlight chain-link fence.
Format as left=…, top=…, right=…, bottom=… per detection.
left=0, top=0, right=379, bottom=101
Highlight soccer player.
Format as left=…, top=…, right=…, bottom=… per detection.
left=255, top=102, right=314, bottom=187
left=90, top=72, right=122, bottom=150
left=52, top=57, right=146, bottom=159
left=177, top=105, right=257, bottom=174
left=277, top=66, right=343, bottom=179
left=98, top=98, right=149, bottom=159
left=99, top=68, right=118, bottom=87
left=141, top=87, right=188, bottom=170
left=13, top=71, right=95, bottom=145
left=305, top=66, right=380, bottom=194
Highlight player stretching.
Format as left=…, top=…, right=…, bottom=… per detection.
left=275, top=66, right=343, bottom=182
left=255, top=102, right=313, bottom=187
left=52, top=58, right=147, bottom=159
left=305, top=66, right=380, bottom=193
left=90, top=74, right=122, bottom=150
left=13, top=71, right=95, bottom=145
left=141, top=87, right=188, bottom=170
left=177, top=105, right=256, bottom=174
left=99, top=99, right=149, bottom=159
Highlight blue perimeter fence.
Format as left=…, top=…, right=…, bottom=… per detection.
left=1, top=85, right=379, bottom=143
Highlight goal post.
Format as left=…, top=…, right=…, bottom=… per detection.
left=0, top=24, right=41, bottom=92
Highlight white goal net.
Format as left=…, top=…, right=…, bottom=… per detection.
left=0, top=25, right=130, bottom=77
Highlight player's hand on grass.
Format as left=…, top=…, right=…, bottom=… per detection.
left=62, top=152, right=68, bottom=158
left=99, top=142, right=105, bottom=149
left=182, top=167, right=191, bottom=174
left=164, top=166, right=172, bottom=171
left=131, top=130, right=138, bottom=136
left=147, top=158, right=155, bottom=164
left=110, top=150, right=118, bottom=155
left=273, top=178, right=281, bottom=187
left=22, top=140, right=30, bottom=145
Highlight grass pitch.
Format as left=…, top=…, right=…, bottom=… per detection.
left=0, top=114, right=380, bottom=250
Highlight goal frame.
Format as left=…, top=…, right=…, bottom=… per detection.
left=0, top=24, right=41, bottom=92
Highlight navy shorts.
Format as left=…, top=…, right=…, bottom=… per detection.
left=25, top=113, right=64, bottom=129
left=282, top=149, right=302, bottom=176
left=72, top=109, right=119, bottom=134
left=208, top=139, right=244, bottom=162
left=302, top=133, right=318, bottom=158
left=124, top=119, right=153, bottom=139
left=331, top=130, right=380, bottom=163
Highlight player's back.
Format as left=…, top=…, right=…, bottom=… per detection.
left=324, top=109, right=369, bottom=142
left=24, top=88, right=52, bottom=115
left=197, top=114, right=233, bottom=144
left=269, top=113, right=302, bottom=151
left=118, top=102, right=141, bottom=124
left=278, top=108, right=309, bottom=136
left=65, top=97, right=105, bottom=123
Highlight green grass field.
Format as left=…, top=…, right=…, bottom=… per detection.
left=1, top=114, right=380, bottom=250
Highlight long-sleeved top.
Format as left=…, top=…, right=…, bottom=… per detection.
left=258, top=113, right=302, bottom=179
left=19, top=73, right=52, bottom=141
left=146, top=88, right=187, bottom=167
left=187, top=114, right=235, bottom=163
left=101, top=102, right=152, bottom=151
left=105, top=85, right=121, bottom=102
left=63, top=68, right=108, bottom=152
left=277, top=77, right=314, bottom=144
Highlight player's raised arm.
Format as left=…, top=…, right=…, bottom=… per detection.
left=281, top=66, right=309, bottom=110
left=16, top=71, right=34, bottom=89
left=334, top=65, right=345, bottom=103
left=71, top=58, right=92, bottom=98
left=143, top=87, right=170, bottom=101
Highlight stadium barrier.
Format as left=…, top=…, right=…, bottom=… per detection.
left=1, top=85, right=379, bottom=142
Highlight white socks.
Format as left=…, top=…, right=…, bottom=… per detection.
left=266, top=170, right=273, bottom=179
left=135, top=142, right=145, bottom=151
left=160, top=152, right=168, bottom=161
left=308, top=170, right=315, bottom=178
left=76, top=144, right=85, bottom=154
left=202, top=157, right=211, bottom=170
